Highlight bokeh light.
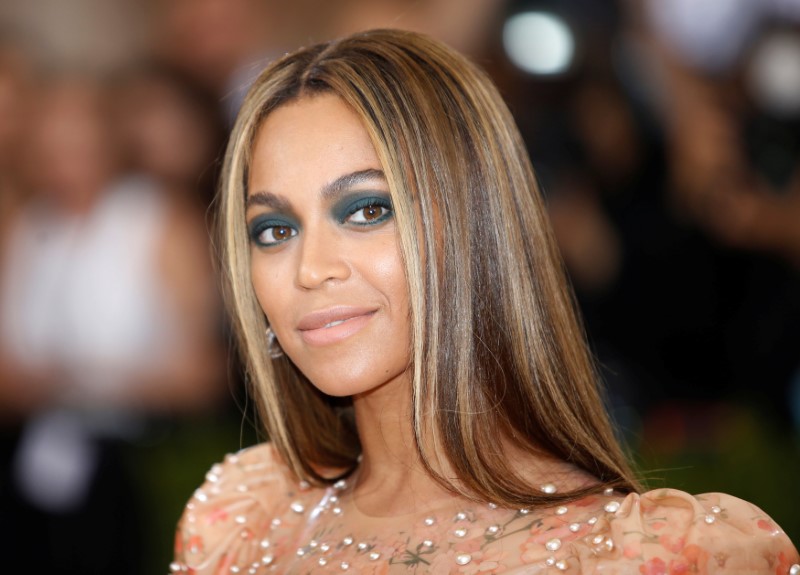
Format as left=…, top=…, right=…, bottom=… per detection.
left=502, top=11, right=574, bottom=76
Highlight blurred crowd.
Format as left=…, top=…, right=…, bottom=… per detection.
left=0, top=0, right=798, bottom=573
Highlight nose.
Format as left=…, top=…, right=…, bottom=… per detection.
left=295, top=225, right=350, bottom=289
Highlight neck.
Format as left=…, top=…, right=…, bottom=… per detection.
left=347, top=375, right=591, bottom=517
left=350, top=372, right=454, bottom=516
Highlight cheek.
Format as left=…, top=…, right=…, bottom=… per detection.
left=250, top=256, right=287, bottom=323
left=367, top=236, right=409, bottom=311
left=362, top=234, right=408, bottom=307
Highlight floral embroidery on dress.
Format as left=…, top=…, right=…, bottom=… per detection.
left=171, top=443, right=799, bottom=574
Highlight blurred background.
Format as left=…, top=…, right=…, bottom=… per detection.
left=0, top=0, right=798, bottom=572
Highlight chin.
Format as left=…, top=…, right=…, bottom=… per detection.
left=291, top=357, right=407, bottom=399
left=303, top=372, right=385, bottom=398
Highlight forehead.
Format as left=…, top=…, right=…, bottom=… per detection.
left=248, top=94, right=383, bottom=196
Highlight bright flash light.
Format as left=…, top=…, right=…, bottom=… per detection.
left=503, top=11, right=575, bottom=76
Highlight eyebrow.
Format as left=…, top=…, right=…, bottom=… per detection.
left=245, top=168, right=386, bottom=210
left=321, top=168, right=386, bottom=199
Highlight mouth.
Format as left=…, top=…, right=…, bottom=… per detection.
left=297, top=306, right=377, bottom=346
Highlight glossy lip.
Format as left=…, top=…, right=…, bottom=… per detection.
left=297, top=306, right=377, bottom=346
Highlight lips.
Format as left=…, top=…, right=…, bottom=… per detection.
left=297, top=306, right=377, bottom=346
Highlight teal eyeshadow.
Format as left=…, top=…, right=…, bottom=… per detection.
left=332, top=192, right=393, bottom=223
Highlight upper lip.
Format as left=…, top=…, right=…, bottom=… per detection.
left=296, top=306, right=377, bottom=331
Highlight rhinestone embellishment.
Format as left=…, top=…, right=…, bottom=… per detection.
left=185, top=455, right=698, bottom=573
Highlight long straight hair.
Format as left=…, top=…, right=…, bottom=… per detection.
left=219, top=28, right=641, bottom=506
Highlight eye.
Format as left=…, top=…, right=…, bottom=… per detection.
left=248, top=218, right=298, bottom=247
left=344, top=198, right=393, bottom=225
left=260, top=225, right=297, bottom=245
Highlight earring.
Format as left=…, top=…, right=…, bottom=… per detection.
left=265, top=326, right=284, bottom=359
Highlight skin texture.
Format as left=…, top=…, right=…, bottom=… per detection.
left=246, top=94, right=411, bottom=400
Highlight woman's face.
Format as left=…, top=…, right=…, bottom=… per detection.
left=246, top=94, right=411, bottom=397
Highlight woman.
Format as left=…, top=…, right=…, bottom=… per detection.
left=173, top=29, right=798, bottom=574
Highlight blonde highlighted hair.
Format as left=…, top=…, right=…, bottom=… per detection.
left=219, top=28, right=641, bottom=506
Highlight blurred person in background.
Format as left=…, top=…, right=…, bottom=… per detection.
left=112, top=61, right=227, bottom=209
left=645, top=7, right=800, bottom=428
left=0, top=32, right=34, bottom=249
left=497, top=0, right=800, bottom=428
left=658, top=22, right=800, bottom=265
left=153, top=0, right=296, bottom=124
left=0, top=74, right=224, bottom=574
left=328, top=0, right=505, bottom=57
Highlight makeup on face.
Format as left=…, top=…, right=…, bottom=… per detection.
left=246, top=94, right=412, bottom=397
left=246, top=172, right=393, bottom=249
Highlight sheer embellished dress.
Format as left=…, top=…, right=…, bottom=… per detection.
left=173, top=444, right=799, bottom=574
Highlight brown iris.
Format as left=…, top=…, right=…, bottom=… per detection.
left=273, top=226, right=292, bottom=240
left=362, top=205, right=383, bottom=221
